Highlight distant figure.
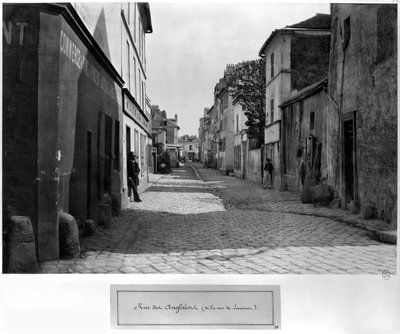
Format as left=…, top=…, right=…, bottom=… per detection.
left=127, top=152, right=142, bottom=202
left=204, top=159, right=208, bottom=168
left=263, top=158, right=274, bottom=189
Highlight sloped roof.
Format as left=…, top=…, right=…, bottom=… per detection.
left=287, top=13, right=331, bottom=29
left=165, top=118, right=180, bottom=129
left=280, top=78, right=328, bottom=107
left=259, top=13, right=331, bottom=56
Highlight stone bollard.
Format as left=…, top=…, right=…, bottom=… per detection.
left=362, top=205, right=378, bottom=220
left=310, top=184, right=333, bottom=207
left=6, top=216, right=39, bottom=273
left=99, top=194, right=112, bottom=227
left=59, top=211, right=81, bottom=259
left=349, top=200, right=360, bottom=214
left=111, top=193, right=121, bottom=217
left=301, top=173, right=318, bottom=203
left=84, top=219, right=96, bottom=237
left=329, top=198, right=341, bottom=209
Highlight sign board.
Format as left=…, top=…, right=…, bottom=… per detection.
left=110, top=285, right=281, bottom=329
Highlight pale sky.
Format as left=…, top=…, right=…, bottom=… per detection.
left=146, top=2, right=331, bottom=136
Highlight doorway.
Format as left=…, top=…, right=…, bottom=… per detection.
left=242, top=142, right=246, bottom=179
left=343, top=118, right=355, bottom=205
left=104, top=115, right=112, bottom=193
left=87, top=131, right=92, bottom=218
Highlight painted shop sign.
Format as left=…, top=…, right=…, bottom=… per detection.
left=3, top=21, right=28, bottom=45
left=124, top=96, right=149, bottom=132
left=60, top=30, right=118, bottom=104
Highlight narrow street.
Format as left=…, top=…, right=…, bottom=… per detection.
left=40, top=163, right=396, bottom=274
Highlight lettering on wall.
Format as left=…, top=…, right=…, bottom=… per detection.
left=124, top=97, right=150, bottom=133
left=60, top=30, right=119, bottom=104
left=3, top=21, right=28, bottom=45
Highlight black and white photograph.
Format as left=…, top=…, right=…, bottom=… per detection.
left=1, top=1, right=399, bottom=333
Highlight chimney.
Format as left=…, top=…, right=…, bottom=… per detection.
left=224, top=63, right=235, bottom=75
left=175, top=114, right=178, bottom=121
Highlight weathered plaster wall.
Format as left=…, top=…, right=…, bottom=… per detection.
left=281, top=88, right=327, bottom=193
left=3, top=5, right=40, bottom=243
left=327, top=4, right=397, bottom=220
left=58, top=15, right=122, bottom=229
left=247, top=148, right=262, bottom=184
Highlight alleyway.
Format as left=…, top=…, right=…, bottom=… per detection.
left=40, top=163, right=396, bottom=274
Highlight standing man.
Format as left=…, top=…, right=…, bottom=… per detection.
left=127, top=152, right=142, bottom=202
left=263, top=158, right=274, bottom=189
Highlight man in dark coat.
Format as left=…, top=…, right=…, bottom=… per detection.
left=263, top=158, right=274, bottom=189
left=127, top=152, right=142, bottom=202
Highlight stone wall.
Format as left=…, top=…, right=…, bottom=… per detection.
left=281, top=86, right=327, bottom=193
left=246, top=148, right=262, bottom=184
left=291, top=34, right=331, bottom=91
left=327, top=4, right=397, bottom=220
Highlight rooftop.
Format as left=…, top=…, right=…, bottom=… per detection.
left=287, top=13, right=331, bottom=29
left=259, top=13, right=331, bottom=56
left=280, top=78, right=328, bottom=107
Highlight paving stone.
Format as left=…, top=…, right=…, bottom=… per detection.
left=40, top=163, right=396, bottom=275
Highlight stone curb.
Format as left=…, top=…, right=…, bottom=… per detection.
left=188, top=162, right=203, bottom=181
left=190, top=162, right=395, bottom=237
left=376, top=231, right=397, bottom=244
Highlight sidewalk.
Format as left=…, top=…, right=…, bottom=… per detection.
left=137, top=172, right=164, bottom=194
left=190, top=162, right=396, bottom=239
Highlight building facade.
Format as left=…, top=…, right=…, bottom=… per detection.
left=198, top=107, right=210, bottom=163
left=213, top=65, right=236, bottom=174
left=280, top=78, right=328, bottom=193
left=165, top=115, right=180, bottom=168
left=150, top=106, right=180, bottom=169
left=259, top=13, right=331, bottom=189
left=233, top=99, right=248, bottom=179
left=73, top=2, right=153, bottom=208
left=178, top=135, right=199, bottom=161
left=3, top=3, right=124, bottom=261
left=326, top=4, right=397, bottom=222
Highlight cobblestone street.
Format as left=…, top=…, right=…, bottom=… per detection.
left=40, top=163, right=396, bottom=274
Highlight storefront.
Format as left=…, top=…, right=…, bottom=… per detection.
left=122, top=89, right=151, bottom=207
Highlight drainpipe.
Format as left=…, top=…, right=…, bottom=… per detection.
left=339, top=32, right=347, bottom=209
